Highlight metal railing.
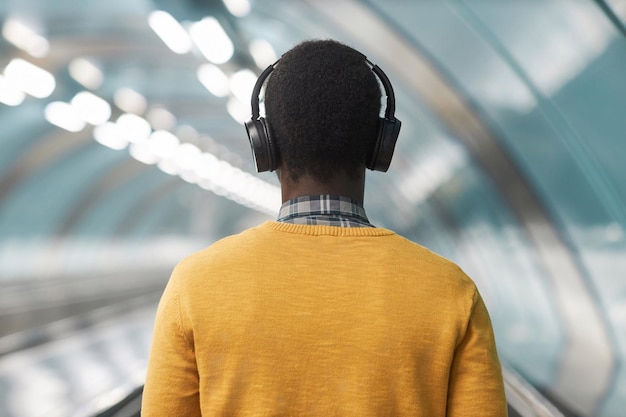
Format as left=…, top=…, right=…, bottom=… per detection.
left=504, top=366, right=566, bottom=417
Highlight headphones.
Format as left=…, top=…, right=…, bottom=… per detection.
left=245, top=55, right=401, bottom=173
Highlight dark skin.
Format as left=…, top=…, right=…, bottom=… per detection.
left=276, top=161, right=367, bottom=205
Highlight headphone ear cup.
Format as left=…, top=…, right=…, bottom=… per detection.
left=245, top=117, right=278, bottom=172
left=367, top=118, right=401, bottom=172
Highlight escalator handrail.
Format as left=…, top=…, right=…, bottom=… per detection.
left=503, top=366, right=565, bottom=417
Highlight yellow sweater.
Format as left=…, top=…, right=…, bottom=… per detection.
left=142, top=222, right=507, bottom=416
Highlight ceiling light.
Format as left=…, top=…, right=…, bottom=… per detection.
left=2, top=18, right=49, bottom=58
left=146, top=107, right=176, bottom=131
left=197, top=63, right=230, bottom=97
left=68, top=58, right=103, bottom=90
left=226, top=97, right=248, bottom=125
left=223, top=0, right=251, bottom=17
left=195, top=152, right=220, bottom=181
left=0, top=74, right=25, bottom=106
left=114, top=87, right=147, bottom=114
left=44, top=102, right=86, bottom=132
left=175, top=125, right=199, bottom=142
left=193, top=149, right=280, bottom=214
left=180, top=169, right=200, bottom=184
left=230, top=68, right=257, bottom=104
left=148, top=10, right=192, bottom=54
left=93, top=122, right=129, bottom=150
left=213, top=160, right=237, bottom=190
left=249, top=39, right=277, bottom=68
left=189, top=17, right=234, bottom=64
left=116, top=113, right=152, bottom=143
left=173, top=143, right=202, bottom=171
left=71, top=91, right=111, bottom=125
left=4, top=58, right=55, bottom=98
left=148, top=130, right=180, bottom=160
left=157, top=158, right=180, bottom=175
left=197, top=156, right=280, bottom=213
left=129, top=141, right=159, bottom=165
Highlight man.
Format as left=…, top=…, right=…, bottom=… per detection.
left=142, top=39, right=507, bottom=416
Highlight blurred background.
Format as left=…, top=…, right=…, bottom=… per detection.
left=0, top=0, right=625, bottom=416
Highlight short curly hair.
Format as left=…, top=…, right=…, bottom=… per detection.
left=264, top=39, right=381, bottom=182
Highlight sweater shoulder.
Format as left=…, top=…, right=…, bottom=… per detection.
left=174, top=224, right=267, bottom=269
left=383, top=232, right=475, bottom=282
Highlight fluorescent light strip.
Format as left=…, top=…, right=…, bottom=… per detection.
left=249, top=39, right=277, bottom=68
left=89, top=91, right=279, bottom=214
left=189, top=17, right=234, bottom=64
left=93, top=122, right=128, bottom=150
left=226, top=97, right=248, bottom=125
left=114, top=87, right=147, bottom=115
left=0, top=74, right=25, bottom=106
left=172, top=142, right=203, bottom=173
left=71, top=91, right=111, bottom=125
left=68, top=58, right=103, bottom=90
left=148, top=130, right=180, bottom=159
left=223, top=0, right=251, bottom=17
left=44, top=102, right=86, bottom=132
left=4, top=58, right=55, bottom=99
left=116, top=113, right=152, bottom=143
left=195, top=155, right=280, bottom=214
left=2, top=18, right=49, bottom=58
left=230, top=69, right=257, bottom=104
left=148, top=10, right=192, bottom=54
left=146, top=107, right=176, bottom=131
left=197, top=64, right=230, bottom=97
left=129, top=141, right=160, bottom=165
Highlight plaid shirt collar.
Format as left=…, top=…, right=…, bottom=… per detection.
left=277, top=195, right=374, bottom=228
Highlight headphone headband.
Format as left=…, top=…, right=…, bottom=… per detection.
left=250, top=61, right=278, bottom=119
left=245, top=55, right=401, bottom=173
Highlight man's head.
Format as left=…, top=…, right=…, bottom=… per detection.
left=264, top=39, right=382, bottom=183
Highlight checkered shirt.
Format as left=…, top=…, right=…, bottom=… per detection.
left=277, top=195, right=374, bottom=228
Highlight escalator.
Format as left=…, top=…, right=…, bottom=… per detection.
left=93, top=366, right=567, bottom=417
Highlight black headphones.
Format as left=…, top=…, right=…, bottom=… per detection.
left=245, top=56, right=401, bottom=173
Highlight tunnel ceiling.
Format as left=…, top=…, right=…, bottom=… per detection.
left=1, top=0, right=624, bottom=241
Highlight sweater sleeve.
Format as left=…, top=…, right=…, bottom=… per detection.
left=142, top=269, right=201, bottom=417
left=447, top=290, right=508, bottom=417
